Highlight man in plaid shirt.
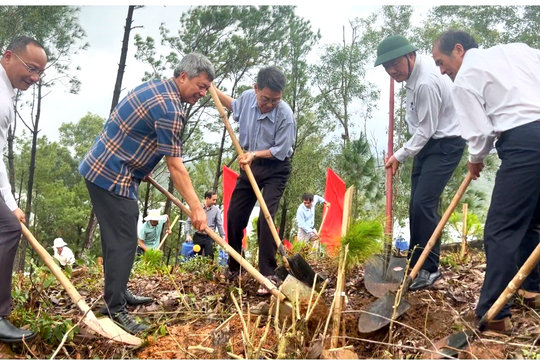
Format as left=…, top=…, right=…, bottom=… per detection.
left=79, top=53, right=214, bottom=334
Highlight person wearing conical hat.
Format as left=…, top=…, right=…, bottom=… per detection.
left=375, top=35, right=466, bottom=290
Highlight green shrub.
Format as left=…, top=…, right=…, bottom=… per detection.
left=340, top=219, right=384, bottom=271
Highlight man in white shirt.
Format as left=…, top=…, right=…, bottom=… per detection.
left=0, top=36, right=46, bottom=343
left=375, top=35, right=466, bottom=291
left=432, top=29, right=540, bottom=333
left=53, top=238, right=75, bottom=268
left=296, top=193, right=329, bottom=242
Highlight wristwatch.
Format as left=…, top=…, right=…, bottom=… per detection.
left=251, top=151, right=257, bottom=159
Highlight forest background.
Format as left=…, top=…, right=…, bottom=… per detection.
left=3, top=5, right=537, bottom=271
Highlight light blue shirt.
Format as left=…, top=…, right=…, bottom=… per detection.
left=296, top=195, right=325, bottom=234
left=231, top=89, right=296, bottom=161
left=138, top=218, right=167, bottom=250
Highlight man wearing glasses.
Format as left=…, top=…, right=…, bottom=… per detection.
left=0, top=36, right=46, bottom=343
left=214, top=66, right=296, bottom=296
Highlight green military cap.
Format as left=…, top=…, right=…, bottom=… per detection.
left=374, top=35, right=419, bottom=66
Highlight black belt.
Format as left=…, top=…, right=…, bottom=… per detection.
left=252, top=157, right=290, bottom=166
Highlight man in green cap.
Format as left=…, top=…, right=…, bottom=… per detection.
left=375, top=35, right=466, bottom=291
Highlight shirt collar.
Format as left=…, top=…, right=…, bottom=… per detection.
left=405, top=55, right=422, bottom=91
left=0, top=65, right=17, bottom=99
left=202, top=201, right=214, bottom=210
left=250, top=94, right=277, bottom=123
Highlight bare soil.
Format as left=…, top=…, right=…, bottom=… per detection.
left=3, top=248, right=540, bottom=359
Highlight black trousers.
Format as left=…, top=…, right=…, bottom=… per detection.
left=86, top=180, right=139, bottom=315
left=227, top=158, right=291, bottom=276
left=476, top=121, right=540, bottom=319
left=0, top=198, right=21, bottom=316
left=409, top=137, right=466, bottom=273
left=193, top=232, right=214, bottom=258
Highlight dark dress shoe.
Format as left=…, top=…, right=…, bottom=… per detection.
left=409, top=269, right=442, bottom=291
left=0, top=317, right=36, bottom=343
left=100, top=289, right=153, bottom=315
left=125, top=289, right=153, bottom=305
left=110, top=312, right=149, bottom=335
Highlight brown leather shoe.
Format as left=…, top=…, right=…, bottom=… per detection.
left=463, top=312, right=513, bottom=335
left=516, top=290, right=540, bottom=309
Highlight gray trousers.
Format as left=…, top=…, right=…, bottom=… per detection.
left=0, top=198, right=21, bottom=316
left=85, top=180, right=139, bottom=315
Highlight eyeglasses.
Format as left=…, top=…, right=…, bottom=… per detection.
left=259, top=95, right=281, bottom=105
left=12, top=52, right=45, bottom=78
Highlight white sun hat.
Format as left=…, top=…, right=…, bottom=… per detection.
left=144, top=209, right=166, bottom=221
left=53, top=238, right=67, bottom=248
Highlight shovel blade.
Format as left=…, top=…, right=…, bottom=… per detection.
left=364, top=254, right=407, bottom=298
left=285, top=254, right=326, bottom=290
left=432, top=330, right=473, bottom=358
left=82, top=313, right=142, bottom=346
left=358, top=292, right=411, bottom=334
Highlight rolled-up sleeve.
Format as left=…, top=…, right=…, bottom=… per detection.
left=270, top=118, right=295, bottom=161
left=155, top=110, right=184, bottom=157
left=452, top=85, right=495, bottom=163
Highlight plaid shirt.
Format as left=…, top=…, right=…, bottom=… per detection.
left=79, top=78, right=185, bottom=199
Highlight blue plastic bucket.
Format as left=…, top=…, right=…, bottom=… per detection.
left=181, top=242, right=195, bottom=257
left=218, top=249, right=229, bottom=266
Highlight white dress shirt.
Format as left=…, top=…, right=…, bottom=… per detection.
left=452, top=44, right=540, bottom=163
left=0, top=65, right=17, bottom=211
left=53, top=246, right=75, bottom=266
left=394, top=55, right=461, bottom=163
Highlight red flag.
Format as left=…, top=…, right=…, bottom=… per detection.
left=222, top=165, right=238, bottom=244
left=222, top=165, right=247, bottom=248
left=320, top=168, right=346, bottom=255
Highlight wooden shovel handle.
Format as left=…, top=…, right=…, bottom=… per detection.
left=318, top=205, right=329, bottom=235
left=146, top=176, right=286, bottom=301
left=409, top=172, right=473, bottom=281
left=157, top=214, right=179, bottom=250
left=22, top=223, right=142, bottom=346
left=208, top=84, right=288, bottom=260
left=21, top=223, right=90, bottom=313
left=483, top=241, right=540, bottom=323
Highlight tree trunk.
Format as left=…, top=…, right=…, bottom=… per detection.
left=16, top=83, right=42, bottom=272
left=142, top=181, right=151, bottom=218
left=83, top=5, right=137, bottom=252
left=81, top=207, right=98, bottom=254
left=163, top=179, right=174, bottom=216
left=7, top=126, right=15, bottom=197
left=213, top=126, right=227, bottom=192
left=278, top=197, right=287, bottom=240
left=110, top=5, right=135, bottom=114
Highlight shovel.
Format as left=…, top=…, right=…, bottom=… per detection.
left=21, top=223, right=142, bottom=346
left=364, top=76, right=407, bottom=298
left=358, top=172, right=473, bottom=334
left=208, top=84, right=323, bottom=289
left=146, top=176, right=287, bottom=302
left=436, top=233, right=540, bottom=357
